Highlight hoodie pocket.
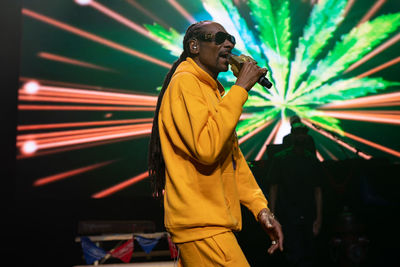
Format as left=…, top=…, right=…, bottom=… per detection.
left=210, top=232, right=233, bottom=262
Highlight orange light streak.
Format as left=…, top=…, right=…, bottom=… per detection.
left=92, top=171, right=149, bottom=198
left=19, top=126, right=151, bottom=149
left=167, top=0, right=196, bottom=24
left=238, top=120, right=274, bottom=145
left=22, top=8, right=171, bottom=69
left=344, top=131, right=400, bottom=158
left=19, top=77, right=150, bottom=94
left=88, top=1, right=164, bottom=45
left=17, top=123, right=152, bottom=142
left=23, top=81, right=39, bottom=94
left=18, top=118, right=153, bottom=131
left=19, top=94, right=154, bottom=106
left=303, top=120, right=400, bottom=159
left=20, top=84, right=157, bottom=103
left=239, top=113, right=253, bottom=120
left=125, top=0, right=170, bottom=29
left=316, top=150, right=324, bottom=162
left=356, top=56, right=400, bottom=79
left=355, top=110, right=400, bottom=115
left=320, top=110, right=400, bottom=125
left=320, top=91, right=400, bottom=109
left=244, top=146, right=257, bottom=160
left=18, top=126, right=127, bottom=143
left=21, top=127, right=151, bottom=152
left=19, top=90, right=155, bottom=105
left=302, top=120, right=372, bottom=159
left=345, top=33, right=400, bottom=73
left=38, top=52, right=116, bottom=72
left=17, top=135, right=137, bottom=159
left=255, top=120, right=282, bottom=161
left=318, top=144, right=338, bottom=161
left=18, top=105, right=155, bottom=111
left=33, top=160, right=116, bottom=186
left=357, top=0, right=386, bottom=26
left=343, top=0, right=356, bottom=17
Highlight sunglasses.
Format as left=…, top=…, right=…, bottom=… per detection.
left=199, top=31, right=236, bottom=45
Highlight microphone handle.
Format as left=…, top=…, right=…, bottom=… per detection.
left=258, top=76, right=272, bottom=89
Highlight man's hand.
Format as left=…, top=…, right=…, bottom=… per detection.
left=234, top=60, right=267, bottom=92
left=257, top=208, right=284, bottom=254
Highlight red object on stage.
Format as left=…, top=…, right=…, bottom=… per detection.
left=111, top=238, right=134, bottom=263
left=167, top=235, right=178, bottom=259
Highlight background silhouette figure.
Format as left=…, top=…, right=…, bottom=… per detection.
left=268, top=116, right=323, bottom=267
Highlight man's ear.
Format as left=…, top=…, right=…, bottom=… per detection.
left=189, top=39, right=199, bottom=55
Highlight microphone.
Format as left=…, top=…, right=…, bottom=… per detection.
left=228, top=53, right=273, bottom=89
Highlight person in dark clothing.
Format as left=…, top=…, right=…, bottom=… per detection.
left=282, top=115, right=316, bottom=155
left=268, top=116, right=322, bottom=267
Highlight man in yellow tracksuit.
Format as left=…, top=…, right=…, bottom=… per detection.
left=149, top=21, right=283, bottom=266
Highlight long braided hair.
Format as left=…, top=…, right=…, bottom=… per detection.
left=148, top=21, right=210, bottom=200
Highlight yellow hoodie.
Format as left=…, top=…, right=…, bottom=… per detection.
left=159, top=57, right=268, bottom=243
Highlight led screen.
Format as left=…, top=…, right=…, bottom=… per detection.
left=17, top=0, right=400, bottom=199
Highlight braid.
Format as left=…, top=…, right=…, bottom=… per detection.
left=148, top=21, right=210, bottom=200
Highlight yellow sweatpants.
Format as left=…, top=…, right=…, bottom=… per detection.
left=177, top=231, right=250, bottom=267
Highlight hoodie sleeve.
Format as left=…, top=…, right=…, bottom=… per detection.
left=167, top=73, right=248, bottom=165
left=236, top=149, right=269, bottom=220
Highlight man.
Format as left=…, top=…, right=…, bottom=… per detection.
left=282, top=115, right=316, bottom=156
left=148, top=21, right=283, bottom=266
left=268, top=116, right=322, bottom=267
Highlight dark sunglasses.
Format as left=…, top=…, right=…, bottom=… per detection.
left=199, top=31, right=236, bottom=45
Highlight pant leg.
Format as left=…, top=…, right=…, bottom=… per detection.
left=178, top=231, right=250, bottom=267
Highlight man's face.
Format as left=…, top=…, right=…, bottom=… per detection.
left=192, top=22, right=235, bottom=79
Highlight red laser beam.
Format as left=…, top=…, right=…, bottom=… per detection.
left=303, top=120, right=372, bottom=159
left=33, top=160, right=116, bottom=186
left=19, top=94, right=154, bottom=106
left=304, top=120, right=400, bottom=158
left=20, top=84, right=157, bottom=105
left=18, top=118, right=153, bottom=131
left=344, top=131, right=400, bottom=158
left=167, top=0, right=196, bottom=24
left=87, top=1, right=165, bottom=45
left=316, top=150, right=324, bottom=162
left=18, top=105, right=155, bottom=111
left=320, top=91, right=400, bottom=109
left=19, top=125, right=151, bottom=146
left=356, top=56, right=400, bottom=79
left=238, top=120, right=274, bottom=145
left=125, top=0, right=170, bottom=29
left=17, top=123, right=152, bottom=142
left=345, top=33, right=400, bottom=73
left=22, top=8, right=172, bottom=69
left=343, top=0, right=356, bottom=17
left=357, top=0, right=386, bottom=26
left=318, top=143, right=339, bottom=161
left=320, top=110, right=400, bottom=125
left=92, top=171, right=149, bottom=198
left=38, top=52, right=116, bottom=72
left=17, top=135, right=140, bottom=159
left=19, top=77, right=153, bottom=95
left=239, top=113, right=254, bottom=120
left=19, top=90, right=156, bottom=105
left=18, top=126, right=151, bottom=154
left=255, top=120, right=282, bottom=161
